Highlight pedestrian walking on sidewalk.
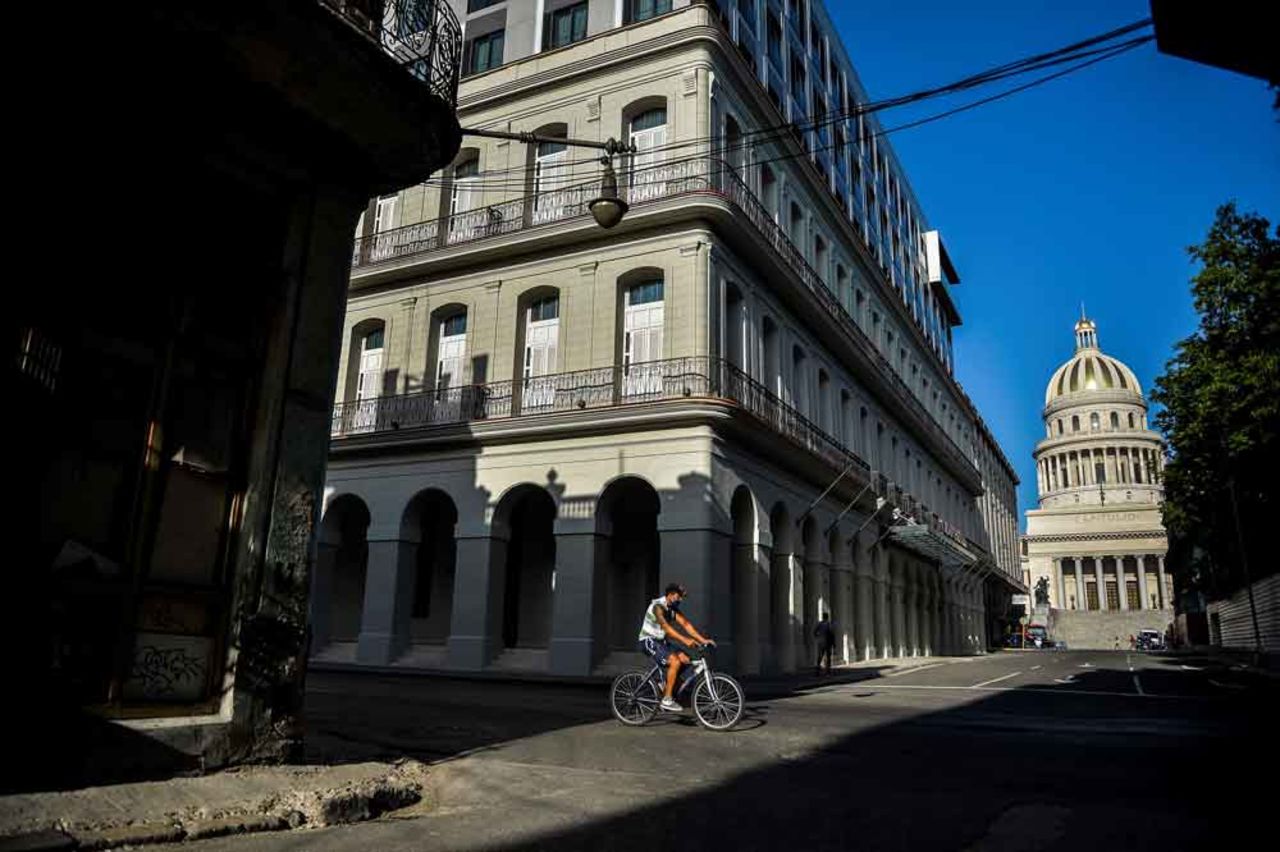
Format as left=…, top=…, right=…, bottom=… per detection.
left=814, top=613, right=836, bottom=676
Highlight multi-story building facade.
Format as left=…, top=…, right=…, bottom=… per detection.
left=1022, top=316, right=1172, bottom=649
left=312, top=0, right=1022, bottom=677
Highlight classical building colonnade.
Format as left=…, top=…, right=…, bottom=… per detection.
left=1052, top=554, right=1171, bottom=612
left=311, top=471, right=996, bottom=677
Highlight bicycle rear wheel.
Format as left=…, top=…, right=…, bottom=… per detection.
left=692, top=673, right=744, bottom=731
left=611, top=671, right=659, bottom=726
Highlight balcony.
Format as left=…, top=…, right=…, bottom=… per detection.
left=350, top=155, right=979, bottom=488
left=332, top=356, right=869, bottom=479
left=320, top=0, right=462, bottom=107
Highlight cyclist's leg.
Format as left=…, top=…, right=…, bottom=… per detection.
left=664, top=647, right=690, bottom=699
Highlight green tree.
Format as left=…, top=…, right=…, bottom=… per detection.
left=1151, top=203, right=1279, bottom=603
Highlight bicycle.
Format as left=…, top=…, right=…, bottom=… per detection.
left=610, top=645, right=745, bottom=731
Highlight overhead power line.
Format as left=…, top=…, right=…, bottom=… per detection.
left=412, top=17, right=1153, bottom=191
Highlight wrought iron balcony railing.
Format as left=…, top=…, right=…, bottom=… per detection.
left=332, top=356, right=870, bottom=478
left=350, top=154, right=977, bottom=481
left=320, top=0, right=462, bottom=107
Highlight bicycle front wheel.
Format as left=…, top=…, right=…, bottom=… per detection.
left=692, top=673, right=744, bottom=731
left=611, top=671, right=660, bottom=726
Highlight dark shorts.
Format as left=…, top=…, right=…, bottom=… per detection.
left=638, top=637, right=680, bottom=666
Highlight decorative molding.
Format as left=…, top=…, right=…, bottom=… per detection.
left=1024, top=530, right=1169, bottom=544
left=483, top=280, right=502, bottom=291
left=585, top=96, right=601, bottom=122
left=682, top=70, right=698, bottom=97
left=577, top=262, right=598, bottom=276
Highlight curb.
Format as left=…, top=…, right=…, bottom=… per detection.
left=0, top=763, right=427, bottom=852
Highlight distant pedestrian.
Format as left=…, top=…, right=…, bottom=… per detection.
left=1113, top=635, right=1120, bottom=650
left=814, top=613, right=836, bottom=676
left=1129, top=634, right=1136, bottom=650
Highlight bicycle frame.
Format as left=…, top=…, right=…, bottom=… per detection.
left=645, top=655, right=714, bottom=699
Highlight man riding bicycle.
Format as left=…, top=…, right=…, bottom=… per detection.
left=638, top=582, right=714, bottom=713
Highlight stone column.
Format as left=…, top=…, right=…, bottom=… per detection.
left=832, top=541, right=855, bottom=665
left=874, top=554, right=892, bottom=659
left=1136, top=554, right=1149, bottom=611
left=904, top=567, right=919, bottom=657
left=732, top=536, right=765, bottom=675
left=854, top=531, right=877, bottom=661
left=660, top=527, right=717, bottom=634
left=356, top=537, right=415, bottom=664
left=1056, top=558, right=1067, bottom=608
left=548, top=521, right=604, bottom=676
left=1116, top=556, right=1129, bottom=611
left=891, top=564, right=906, bottom=658
left=1157, top=554, right=1168, bottom=609
left=1093, top=557, right=1106, bottom=611
left=771, top=547, right=797, bottom=672
left=1073, top=557, right=1084, bottom=611
left=447, top=535, right=499, bottom=670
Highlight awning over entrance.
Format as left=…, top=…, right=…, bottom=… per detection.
left=886, top=522, right=977, bottom=569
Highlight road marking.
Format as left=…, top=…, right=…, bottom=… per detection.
left=887, top=662, right=949, bottom=677
left=862, top=684, right=1208, bottom=700
left=1054, top=676, right=1077, bottom=684
left=1031, top=665, right=1043, bottom=671
left=1208, top=679, right=1246, bottom=690
left=1078, top=663, right=1094, bottom=668
left=972, top=671, right=1021, bottom=688
left=1180, top=664, right=1203, bottom=671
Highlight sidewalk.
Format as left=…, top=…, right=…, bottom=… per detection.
left=0, top=655, right=960, bottom=851
left=0, top=760, right=428, bottom=851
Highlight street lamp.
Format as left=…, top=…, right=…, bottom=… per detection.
left=459, top=128, right=635, bottom=230
left=587, top=158, right=628, bottom=229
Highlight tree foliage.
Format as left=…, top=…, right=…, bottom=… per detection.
left=1151, top=203, right=1279, bottom=602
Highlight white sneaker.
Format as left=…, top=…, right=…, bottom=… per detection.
left=660, top=697, right=683, bottom=712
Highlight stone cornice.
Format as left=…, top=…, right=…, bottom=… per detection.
left=1024, top=530, right=1169, bottom=544
left=1043, top=389, right=1145, bottom=419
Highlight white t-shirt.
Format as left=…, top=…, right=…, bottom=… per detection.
left=638, top=596, right=675, bottom=640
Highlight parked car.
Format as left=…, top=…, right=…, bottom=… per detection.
left=1136, top=629, right=1165, bottom=651
left=1025, top=626, right=1049, bottom=649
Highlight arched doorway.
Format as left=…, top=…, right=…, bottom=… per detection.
left=769, top=502, right=795, bottom=672
left=401, top=490, right=458, bottom=650
left=597, top=477, right=661, bottom=654
left=314, top=495, right=370, bottom=653
left=730, top=486, right=759, bottom=674
left=496, top=485, right=557, bottom=651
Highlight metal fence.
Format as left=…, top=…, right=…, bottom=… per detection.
left=332, top=356, right=870, bottom=477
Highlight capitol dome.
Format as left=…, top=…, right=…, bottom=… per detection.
left=1044, top=317, right=1143, bottom=407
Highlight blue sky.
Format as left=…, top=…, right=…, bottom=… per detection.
left=828, top=0, right=1279, bottom=529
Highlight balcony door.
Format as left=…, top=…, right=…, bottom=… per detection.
left=622, top=280, right=664, bottom=399
left=434, top=312, right=467, bottom=421
left=354, top=327, right=384, bottom=433
left=370, top=195, right=397, bottom=261
left=628, top=108, right=668, bottom=203
left=522, top=296, right=559, bottom=412
left=532, top=139, right=571, bottom=225
left=448, top=157, right=482, bottom=244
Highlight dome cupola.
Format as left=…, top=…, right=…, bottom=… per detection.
left=1044, top=315, right=1142, bottom=407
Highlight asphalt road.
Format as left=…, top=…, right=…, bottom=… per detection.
left=157, top=651, right=1274, bottom=851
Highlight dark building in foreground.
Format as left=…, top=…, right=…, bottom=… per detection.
left=10, top=1, right=460, bottom=788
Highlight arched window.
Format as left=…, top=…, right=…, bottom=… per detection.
left=520, top=291, right=560, bottom=411
left=761, top=165, right=778, bottom=220
left=1071, top=415, right=1080, bottom=433
left=532, top=137, right=570, bottom=223
left=1110, top=411, right=1119, bottom=430
left=447, top=153, right=481, bottom=243
left=724, top=113, right=745, bottom=176
left=629, top=106, right=668, bottom=202
left=357, top=325, right=384, bottom=403
left=1056, top=418, right=1063, bottom=436
left=1090, top=412, right=1100, bottom=432
left=791, top=345, right=809, bottom=414
left=1128, top=412, right=1136, bottom=429
left=434, top=309, right=468, bottom=392
left=790, top=201, right=804, bottom=245
left=621, top=275, right=664, bottom=397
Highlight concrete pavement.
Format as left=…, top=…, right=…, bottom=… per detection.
left=131, top=650, right=1272, bottom=851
